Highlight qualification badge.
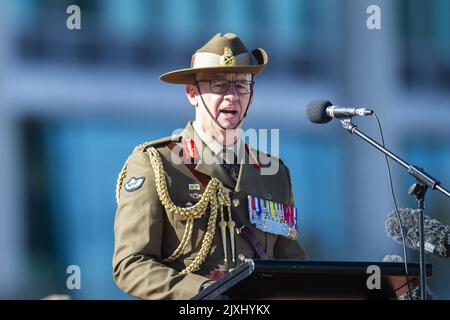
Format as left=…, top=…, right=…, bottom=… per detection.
left=124, top=177, right=145, bottom=192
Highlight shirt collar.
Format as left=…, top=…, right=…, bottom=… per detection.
left=192, top=120, right=242, bottom=164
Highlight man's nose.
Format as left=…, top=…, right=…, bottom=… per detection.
left=224, top=83, right=239, bottom=101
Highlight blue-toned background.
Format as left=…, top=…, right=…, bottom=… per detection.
left=0, top=0, right=449, bottom=299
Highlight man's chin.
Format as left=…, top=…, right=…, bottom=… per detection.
left=216, top=117, right=241, bottom=130
left=216, top=123, right=239, bottom=131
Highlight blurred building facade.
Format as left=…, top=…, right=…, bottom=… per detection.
left=0, top=0, right=449, bottom=299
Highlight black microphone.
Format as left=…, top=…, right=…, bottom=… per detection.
left=385, top=208, right=450, bottom=258
left=307, top=100, right=373, bottom=124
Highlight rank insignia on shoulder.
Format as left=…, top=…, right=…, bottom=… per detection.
left=124, top=177, right=145, bottom=192
left=247, top=195, right=298, bottom=240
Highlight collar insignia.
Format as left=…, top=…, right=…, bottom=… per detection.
left=183, top=138, right=199, bottom=160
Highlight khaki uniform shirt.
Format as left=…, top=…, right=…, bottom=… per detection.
left=113, top=121, right=307, bottom=299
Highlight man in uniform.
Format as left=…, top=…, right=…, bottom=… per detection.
left=113, top=33, right=307, bottom=300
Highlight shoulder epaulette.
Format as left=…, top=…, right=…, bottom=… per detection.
left=134, top=134, right=182, bottom=153
left=116, top=134, right=181, bottom=205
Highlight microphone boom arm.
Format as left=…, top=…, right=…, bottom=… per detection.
left=339, top=117, right=450, bottom=199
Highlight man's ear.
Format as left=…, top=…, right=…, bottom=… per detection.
left=186, top=84, right=198, bottom=107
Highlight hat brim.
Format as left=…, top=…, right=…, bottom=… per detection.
left=160, top=48, right=268, bottom=84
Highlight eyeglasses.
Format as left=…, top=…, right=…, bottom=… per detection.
left=195, top=79, right=254, bottom=94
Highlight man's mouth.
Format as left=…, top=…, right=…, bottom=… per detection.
left=219, top=107, right=239, bottom=116
left=219, top=110, right=238, bottom=114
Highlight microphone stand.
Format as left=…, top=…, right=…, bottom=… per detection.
left=338, top=117, right=450, bottom=300
left=408, top=182, right=427, bottom=300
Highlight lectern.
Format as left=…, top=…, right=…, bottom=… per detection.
left=192, top=260, right=432, bottom=300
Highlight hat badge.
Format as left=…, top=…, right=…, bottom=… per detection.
left=220, top=47, right=237, bottom=67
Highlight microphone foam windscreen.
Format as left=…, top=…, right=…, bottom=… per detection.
left=306, top=100, right=333, bottom=124
left=385, top=208, right=449, bottom=258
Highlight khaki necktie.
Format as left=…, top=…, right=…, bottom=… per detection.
left=222, top=148, right=240, bottom=180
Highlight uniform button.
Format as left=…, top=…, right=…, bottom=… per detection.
left=232, top=198, right=240, bottom=207
left=236, top=225, right=245, bottom=235
left=238, top=253, right=246, bottom=262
